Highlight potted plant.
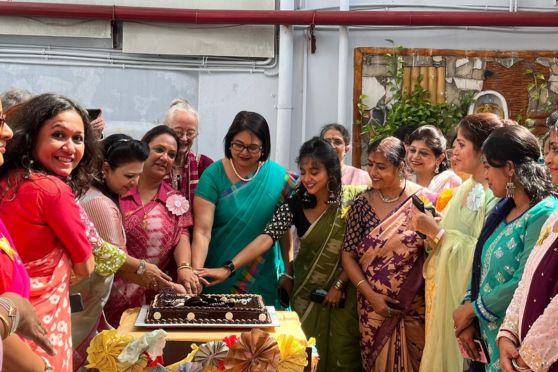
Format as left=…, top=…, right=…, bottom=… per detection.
left=524, top=68, right=553, bottom=135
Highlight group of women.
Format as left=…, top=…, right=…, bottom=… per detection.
left=0, top=90, right=556, bottom=372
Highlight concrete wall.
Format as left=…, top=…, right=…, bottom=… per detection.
left=1, top=0, right=558, bottom=167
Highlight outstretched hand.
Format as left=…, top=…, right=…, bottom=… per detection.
left=196, top=267, right=230, bottom=287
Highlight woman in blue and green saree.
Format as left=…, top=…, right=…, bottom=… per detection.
left=199, top=137, right=364, bottom=372
left=191, top=111, right=295, bottom=308
left=453, top=125, right=558, bottom=372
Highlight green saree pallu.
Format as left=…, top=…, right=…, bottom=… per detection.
left=197, top=160, right=292, bottom=308
left=292, top=185, right=364, bottom=372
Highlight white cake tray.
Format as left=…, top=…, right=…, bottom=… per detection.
left=135, top=305, right=280, bottom=329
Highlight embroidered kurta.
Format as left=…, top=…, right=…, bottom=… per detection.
left=465, top=196, right=558, bottom=371
left=420, top=179, right=497, bottom=372
left=497, top=209, right=558, bottom=371
left=170, top=151, right=213, bottom=203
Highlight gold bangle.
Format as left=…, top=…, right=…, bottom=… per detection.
left=356, top=279, right=366, bottom=290
left=177, top=263, right=192, bottom=271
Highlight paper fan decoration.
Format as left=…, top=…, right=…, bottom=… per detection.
left=276, top=334, right=308, bottom=372
left=192, top=340, right=229, bottom=368
left=224, top=329, right=280, bottom=372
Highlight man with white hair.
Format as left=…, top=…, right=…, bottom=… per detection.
left=164, top=98, right=213, bottom=204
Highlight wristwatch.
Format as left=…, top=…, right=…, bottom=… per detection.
left=223, top=260, right=236, bottom=275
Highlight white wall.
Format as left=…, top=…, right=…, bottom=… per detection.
left=1, top=0, right=558, bottom=168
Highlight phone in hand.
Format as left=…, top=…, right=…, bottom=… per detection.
left=86, top=108, right=102, bottom=121
left=278, top=287, right=290, bottom=308
left=458, top=337, right=490, bottom=364
left=310, top=288, right=345, bottom=308
left=70, top=293, right=84, bottom=313
left=411, top=195, right=427, bottom=239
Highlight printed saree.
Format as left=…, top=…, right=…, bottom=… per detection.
left=198, top=160, right=294, bottom=307
left=292, top=185, right=364, bottom=372
left=356, top=192, right=426, bottom=371
left=420, top=179, right=497, bottom=372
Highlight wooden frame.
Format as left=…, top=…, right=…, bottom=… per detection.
left=352, top=47, right=558, bottom=167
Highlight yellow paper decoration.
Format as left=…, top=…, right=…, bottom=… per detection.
left=435, top=188, right=454, bottom=212
left=86, top=329, right=134, bottom=372
left=118, top=354, right=148, bottom=372
left=276, top=334, right=308, bottom=372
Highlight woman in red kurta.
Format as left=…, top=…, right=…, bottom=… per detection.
left=0, top=93, right=97, bottom=371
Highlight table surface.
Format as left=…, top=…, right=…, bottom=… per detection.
left=117, top=307, right=307, bottom=342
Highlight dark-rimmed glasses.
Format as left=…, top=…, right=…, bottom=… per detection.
left=230, top=141, right=262, bottom=154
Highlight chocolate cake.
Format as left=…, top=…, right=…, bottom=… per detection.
left=145, top=289, right=271, bottom=325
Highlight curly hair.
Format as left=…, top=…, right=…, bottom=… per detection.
left=482, top=125, right=554, bottom=205
left=293, top=137, right=342, bottom=208
left=0, top=93, right=101, bottom=198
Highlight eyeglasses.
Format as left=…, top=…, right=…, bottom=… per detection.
left=174, top=129, right=198, bottom=139
left=323, top=138, right=345, bottom=147
left=230, top=141, right=262, bottom=154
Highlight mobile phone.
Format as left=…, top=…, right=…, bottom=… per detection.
left=310, top=288, right=345, bottom=308
left=86, top=108, right=102, bottom=121
left=410, top=195, right=427, bottom=239
left=458, top=337, right=490, bottom=364
left=278, top=287, right=290, bottom=308
left=70, top=293, right=84, bottom=313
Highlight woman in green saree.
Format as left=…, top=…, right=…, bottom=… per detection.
left=199, top=137, right=364, bottom=372
left=191, top=111, right=296, bottom=308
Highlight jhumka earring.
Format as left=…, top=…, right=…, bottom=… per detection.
left=506, top=176, right=516, bottom=198
left=434, top=163, right=440, bottom=174
left=326, top=181, right=338, bottom=205
left=301, top=190, right=311, bottom=203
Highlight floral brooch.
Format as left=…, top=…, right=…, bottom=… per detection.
left=166, top=194, right=190, bottom=216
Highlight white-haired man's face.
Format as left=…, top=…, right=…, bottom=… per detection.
left=167, top=110, right=198, bottom=154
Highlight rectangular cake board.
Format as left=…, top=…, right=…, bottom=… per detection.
left=134, top=305, right=280, bottom=329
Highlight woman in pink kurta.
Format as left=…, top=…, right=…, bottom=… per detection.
left=105, top=126, right=194, bottom=326
left=0, top=93, right=98, bottom=371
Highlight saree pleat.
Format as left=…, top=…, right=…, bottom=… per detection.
left=292, top=185, right=364, bottom=372
left=356, top=193, right=426, bottom=372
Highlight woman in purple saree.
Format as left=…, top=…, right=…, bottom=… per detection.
left=342, top=137, right=429, bottom=371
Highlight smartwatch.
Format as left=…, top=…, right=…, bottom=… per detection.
left=223, top=260, right=236, bottom=274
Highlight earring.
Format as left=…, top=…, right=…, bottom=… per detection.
left=434, top=164, right=440, bottom=174
left=301, top=190, right=311, bottom=203
left=506, top=176, right=516, bottom=198
left=326, top=181, right=338, bottom=205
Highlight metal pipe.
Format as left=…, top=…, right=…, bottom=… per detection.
left=275, top=0, right=294, bottom=165
left=0, top=2, right=558, bottom=27
left=337, top=0, right=349, bottom=126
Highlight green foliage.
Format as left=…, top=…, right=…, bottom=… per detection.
left=525, top=68, right=553, bottom=113
left=358, top=41, right=475, bottom=142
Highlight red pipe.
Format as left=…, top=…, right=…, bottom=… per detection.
left=0, top=2, right=558, bottom=27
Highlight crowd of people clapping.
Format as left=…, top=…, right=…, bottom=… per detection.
left=0, top=88, right=556, bottom=372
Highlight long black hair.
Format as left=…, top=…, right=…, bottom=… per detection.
left=293, top=137, right=342, bottom=208
left=483, top=125, right=554, bottom=205
left=0, top=93, right=100, bottom=198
